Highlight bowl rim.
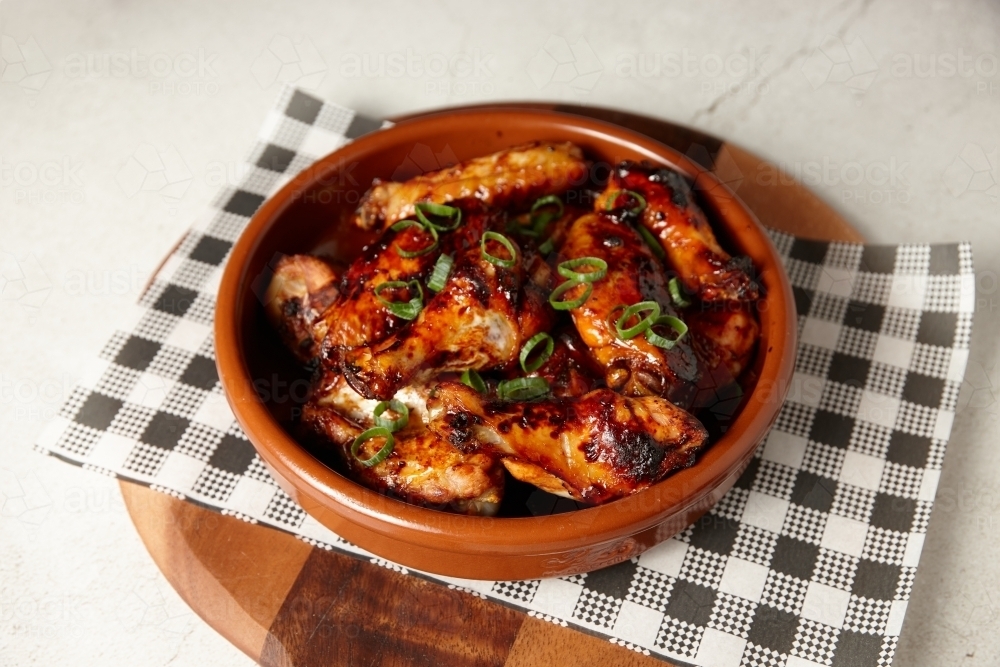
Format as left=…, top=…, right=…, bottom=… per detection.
left=215, top=106, right=797, bottom=556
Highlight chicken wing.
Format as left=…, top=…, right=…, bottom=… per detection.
left=597, top=161, right=759, bottom=303
left=301, top=372, right=504, bottom=515
left=318, top=206, right=488, bottom=355
left=341, top=231, right=553, bottom=400
left=262, top=254, right=341, bottom=363
left=688, top=303, right=760, bottom=411
left=355, top=142, right=589, bottom=231
left=426, top=382, right=708, bottom=504
left=558, top=212, right=699, bottom=406
left=525, top=327, right=602, bottom=399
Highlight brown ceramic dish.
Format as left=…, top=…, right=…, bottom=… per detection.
left=214, top=108, right=796, bottom=580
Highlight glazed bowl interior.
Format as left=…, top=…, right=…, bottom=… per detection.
left=215, top=108, right=796, bottom=577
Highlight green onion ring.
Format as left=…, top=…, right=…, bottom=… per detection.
left=415, top=202, right=462, bottom=231
left=529, top=195, right=564, bottom=235
left=391, top=219, right=439, bottom=258
left=427, top=254, right=453, bottom=292
left=557, top=257, right=608, bottom=283
left=374, top=280, right=424, bottom=320
left=538, top=237, right=555, bottom=255
left=645, top=314, right=689, bottom=349
left=373, top=399, right=409, bottom=433
left=548, top=280, right=593, bottom=310
left=615, top=301, right=661, bottom=339
left=497, top=377, right=550, bottom=401
left=637, top=224, right=666, bottom=259
left=460, top=369, right=486, bottom=393
left=480, top=231, right=517, bottom=269
left=605, top=189, right=647, bottom=215
left=519, top=332, right=555, bottom=373
left=668, top=277, right=691, bottom=307
left=351, top=427, right=395, bottom=467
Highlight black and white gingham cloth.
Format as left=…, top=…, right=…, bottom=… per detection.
left=37, top=87, right=975, bottom=667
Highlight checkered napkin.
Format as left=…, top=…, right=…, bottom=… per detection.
left=36, top=87, right=975, bottom=667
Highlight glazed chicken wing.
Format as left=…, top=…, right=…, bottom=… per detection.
left=426, top=382, right=708, bottom=504
left=302, top=372, right=504, bottom=515
left=688, top=303, right=760, bottom=408
left=597, top=161, right=759, bottom=303
left=262, top=254, right=341, bottom=363
left=558, top=212, right=699, bottom=406
left=341, top=231, right=553, bottom=400
left=320, top=206, right=490, bottom=353
left=355, top=142, right=589, bottom=231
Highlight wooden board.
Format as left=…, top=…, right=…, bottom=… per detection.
left=120, top=104, right=863, bottom=667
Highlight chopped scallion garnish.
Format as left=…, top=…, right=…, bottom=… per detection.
left=497, top=376, right=549, bottom=401
left=351, top=427, right=395, bottom=467
left=519, top=332, right=555, bottom=373
left=374, top=279, right=424, bottom=320
left=373, top=399, right=409, bottom=433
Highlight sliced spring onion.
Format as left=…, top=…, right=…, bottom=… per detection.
left=538, top=237, right=555, bottom=255
left=497, top=376, right=550, bottom=401
left=373, top=399, right=409, bottom=433
left=557, top=257, right=608, bottom=283
left=351, top=426, right=395, bottom=467
left=668, top=277, right=691, bottom=308
left=415, top=202, right=462, bottom=231
left=645, top=314, right=689, bottom=349
left=481, top=231, right=517, bottom=269
left=519, top=332, right=555, bottom=373
left=391, top=219, right=439, bottom=258
left=615, top=301, right=661, bottom=339
left=548, top=279, right=593, bottom=310
left=605, top=189, right=647, bottom=216
left=374, top=280, right=424, bottom=320
left=637, top=224, right=666, bottom=259
left=529, top=195, right=564, bottom=235
left=427, top=254, right=454, bottom=292
left=460, top=369, right=486, bottom=393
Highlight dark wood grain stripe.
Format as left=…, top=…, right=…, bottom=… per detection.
left=262, top=548, right=524, bottom=667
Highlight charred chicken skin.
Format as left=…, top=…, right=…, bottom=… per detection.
left=263, top=254, right=341, bottom=363
left=355, top=141, right=589, bottom=231
left=341, top=225, right=553, bottom=400
left=427, top=382, right=708, bottom=504
left=263, top=141, right=762, bottom=512
left=557, top=212, right=700, bottom=406
left=320, top=203, right=491, bottom=354
left=302, top=372, right=504, bottom=515
left=597, top=161, right=759, bottom=303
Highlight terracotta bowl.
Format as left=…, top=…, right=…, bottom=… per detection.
left=215, top=108, right=796, bottom=580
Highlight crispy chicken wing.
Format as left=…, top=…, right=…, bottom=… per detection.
left=426, top=382, right=708, bottom=504
left=688, top=304, right=760, bottom=408
left=320, top=206, right=490, bottom=353
left=302, top=372, right=504, bottom=515
left=558, top=212, right=699, bottom=405
left=262, top=254, right=341, bottom=363
left=597, top=161, right=759, bottom=303
left=341, top=231, right=553, bottom=400
left=355, top=142, right=588, bottom=231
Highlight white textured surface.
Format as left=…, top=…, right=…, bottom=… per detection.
left=1, top=0, right=998, bottom=665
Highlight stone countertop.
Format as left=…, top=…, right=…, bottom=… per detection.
left=1, top=0, right=998, bottom=664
